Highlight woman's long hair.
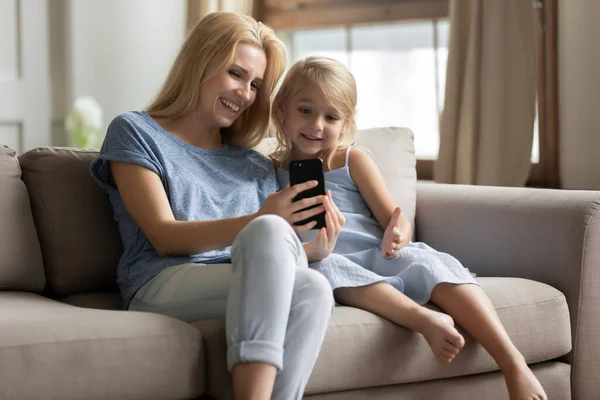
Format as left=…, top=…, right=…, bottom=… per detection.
left=147, top=12, right=287, bottom=148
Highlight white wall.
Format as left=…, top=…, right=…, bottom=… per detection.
left=559, top=0, right=600, bottom=189
left=0, top=0, right=51, bottom=153
left=51, top=0, right=186, bottom=146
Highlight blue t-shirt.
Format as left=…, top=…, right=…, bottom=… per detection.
left=90, top=111, right=276, bottom=308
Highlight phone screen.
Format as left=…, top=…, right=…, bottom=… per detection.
left=289, top=158, right=326, bottom=229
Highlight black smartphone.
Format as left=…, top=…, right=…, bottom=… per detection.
left=289, top=158, right=326, bottom=230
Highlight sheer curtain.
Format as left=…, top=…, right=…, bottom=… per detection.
left=434, top=0, right=537, bottom=186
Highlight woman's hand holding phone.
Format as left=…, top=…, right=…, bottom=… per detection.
left=304, top=190, right=346, bottom=262
left=258, top=181, right=326, bottom=233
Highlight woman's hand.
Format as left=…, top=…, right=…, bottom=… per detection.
left=382, top=207, right=410, bottom=259
left=304, top=191, right=346, bottom=262
left=258, top=180, right=326, bottom=233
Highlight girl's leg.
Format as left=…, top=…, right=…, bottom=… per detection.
left=335, top=282, right=465, bottom=363
left=227, top=215, right=333, bottom=400
left=430, top=283, right=546, bottom=400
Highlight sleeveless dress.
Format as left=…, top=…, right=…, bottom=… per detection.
left=276, top=147, right=477, bottom=305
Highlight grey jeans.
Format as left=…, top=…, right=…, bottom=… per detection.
left=129, top=215, right=334, bottom=399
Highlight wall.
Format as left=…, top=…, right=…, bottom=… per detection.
left=559, top=0, right=600, bottom=189
left=51, top=0, right=186, bottom=146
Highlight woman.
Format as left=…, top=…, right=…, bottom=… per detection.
left=90, top=12, right=344, bottom=400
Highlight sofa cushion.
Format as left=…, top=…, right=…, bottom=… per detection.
left=255, top=128, right=417, bottom=229
left=355, top=127, right=416, bottom=229
left=18, top=147, right=123, bottom=295
left=0, top=292, right=204, bottom=400
left=0, top=145, right=45, bottom=292
left=192, top=277, right=570, bottom=398
left=305, top=363, right=571, bottom=400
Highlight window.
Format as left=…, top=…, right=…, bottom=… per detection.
left=256, top=0, right=557, bottom=187
left=278, top=20, right=449, bottom=161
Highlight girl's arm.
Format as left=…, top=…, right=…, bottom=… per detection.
left=348, top=148, right=413, bottom=238
left=111, top=161, right=325, bottom=257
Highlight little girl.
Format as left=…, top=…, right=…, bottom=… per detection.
left=271, top=56, right=546, bottom=400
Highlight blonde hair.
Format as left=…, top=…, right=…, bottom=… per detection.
left=147, top=12, right=287, bottom=148
left=272, top=56, right=357, bottom=169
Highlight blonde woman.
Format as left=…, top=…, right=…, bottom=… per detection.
left=91, top=13, right=343, bottom=400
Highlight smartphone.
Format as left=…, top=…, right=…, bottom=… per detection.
left=289, top=158, right=326, bottom=230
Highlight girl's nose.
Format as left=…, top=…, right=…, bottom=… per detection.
left=310, top=116, right=324, bottom=131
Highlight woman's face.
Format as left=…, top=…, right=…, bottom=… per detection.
left=199, top=43, right=267, bottom=132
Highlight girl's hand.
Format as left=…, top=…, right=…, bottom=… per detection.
left=304, top=191, right=346, bottom=262
left=258, top=181, right=325, bottom=233
left=382, top=207, right=409, bottom=259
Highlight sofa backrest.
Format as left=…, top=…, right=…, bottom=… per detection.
left=19, top=148, right=123, bottom=295
left=15, top=127, right=415, bottom=296
left=0, top=145, right=45, bottom=292
left=256, top=127, right=417, bottom=228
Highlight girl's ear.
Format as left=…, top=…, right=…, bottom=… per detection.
left=276, top=104, right=285, bottom=124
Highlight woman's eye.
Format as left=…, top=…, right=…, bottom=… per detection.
left=251, top=82, right=260, bottom=90
left=229, top=70, right=240, bottom=78
left=298, top=108, right=310, bottom=114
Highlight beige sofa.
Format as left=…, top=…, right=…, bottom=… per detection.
left=1, top=127, right=598, bottom=400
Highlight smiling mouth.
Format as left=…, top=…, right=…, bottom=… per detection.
left=301, top=133, right=322, bottom=141
left=220, top=97, right=240, bottom=113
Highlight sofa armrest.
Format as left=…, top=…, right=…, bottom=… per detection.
left=415, top=182, right=600, bottom=400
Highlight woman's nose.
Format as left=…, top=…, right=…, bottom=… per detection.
left=237, top=84, right=252, bottom=102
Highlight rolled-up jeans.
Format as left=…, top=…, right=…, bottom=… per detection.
left=129, top=215, right=334, bottom=399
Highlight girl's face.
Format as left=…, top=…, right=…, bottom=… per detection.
left=282, top=86, right=346, bottom=159
left=199, top=43, right=267, bottom=133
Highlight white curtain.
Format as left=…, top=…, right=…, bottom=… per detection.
left=434, top=0, right=537, bottom=186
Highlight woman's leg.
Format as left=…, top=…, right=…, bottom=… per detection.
left=227, top=215, right=333, bottom=400
left=430, top=283, right=546, bottom=400
left=129, top=215, right=333, bottom=400
left=335, top=282, right=465, bottom=363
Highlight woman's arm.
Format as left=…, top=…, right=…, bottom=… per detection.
left=111, top=161, right=255, bottom=256
left=348, top=148, right=412, bottom=238
left=111, top=161, right=325, bottom=257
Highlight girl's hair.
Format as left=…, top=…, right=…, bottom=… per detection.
left=272, top=56, right=358, bottom=169
left=146, top=12, right=287, bottom=148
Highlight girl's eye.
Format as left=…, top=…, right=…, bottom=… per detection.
left=251, top=82, right=260, bottom=91
left=298, top=108, right=310, bottom=114
left=327, top=115, right=340, bottom=122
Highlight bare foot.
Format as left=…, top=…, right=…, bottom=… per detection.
left=416, top=309, right=465, bottom=363
left=504, top=363, right=547, bottom=400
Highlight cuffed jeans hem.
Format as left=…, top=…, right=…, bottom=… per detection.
left=227, top=340, right=284, bottom=372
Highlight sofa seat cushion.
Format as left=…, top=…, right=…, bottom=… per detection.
left=0, top=292, right=204, bottom=400
left=192, top=277, right=570, bottom=398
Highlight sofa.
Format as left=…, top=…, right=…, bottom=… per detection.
left=1, top=126, right=598, bottom=400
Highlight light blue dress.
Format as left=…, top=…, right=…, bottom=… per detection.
left=276, top=147, right=478, bottom=305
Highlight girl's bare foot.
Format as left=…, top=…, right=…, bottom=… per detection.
left=504, top=362, right=547, bottom=400
left=416, top=309, right=465, bottom=363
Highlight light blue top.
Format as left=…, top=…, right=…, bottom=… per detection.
left=90, top=111, right=276, bottom=308
left=277, top=146, right=477, bottom=305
